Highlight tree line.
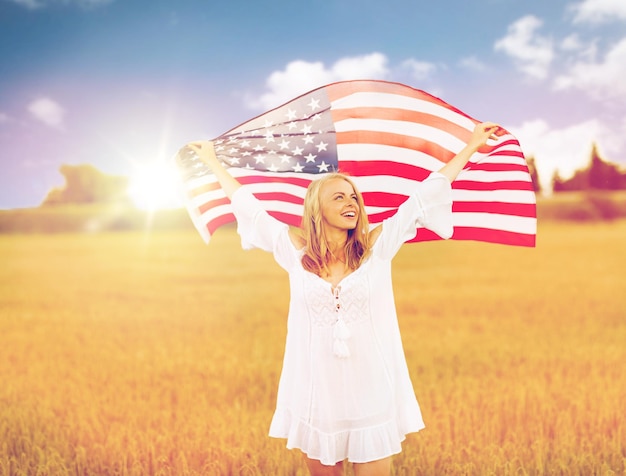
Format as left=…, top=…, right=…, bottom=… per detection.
left=526, top=143, right=626, bottom=194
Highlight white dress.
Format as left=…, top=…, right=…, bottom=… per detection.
left=230, top=172, right=453, bottom=466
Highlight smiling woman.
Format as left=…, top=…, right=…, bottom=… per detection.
left=127, top=162, right=182, bottom=211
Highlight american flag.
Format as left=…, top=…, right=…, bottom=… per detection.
left=176, top=80, right=537, bottom=247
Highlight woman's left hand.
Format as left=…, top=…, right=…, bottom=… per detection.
left=467, top=122, right=502, bottom=152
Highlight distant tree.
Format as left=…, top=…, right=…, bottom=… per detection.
left=42, top=164, right=130, bottom=206
left=553, top=142, right=626, bottom=192
left=587, top=143, right=624, bottom=190
left=525, top=155, right=541, bottom=193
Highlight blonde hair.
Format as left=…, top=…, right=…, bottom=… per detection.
left=300, top=173, right=371, bottom=277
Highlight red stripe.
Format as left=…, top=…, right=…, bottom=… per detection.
left=325, top=81, right=475, bottom=122
left=336, top=130, right=455, bottom=163
left=488, top=150, right=526, bottom=159
left=340, top=160, right=431, bottom=180
left=255, top=192, right=304, bottom=205
left=190, top=174, right=312, bottom=200
left=238, top=175, right=312, bottom=188
left=268, top=211, right=301, bottom=227
left=411, top=227, right=536, bottom=247
left=467, top=162, right=530, bottom=173
left=187, top=181, right=221, bottom=199
left=199, top=196, right=230, bottom=215
left=361, top=191, right=407, bottom=208
left=206, top=212, right=235, bottom=235
left=331, top=107, right=472, bottom=142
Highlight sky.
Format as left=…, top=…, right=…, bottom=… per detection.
left=1, top=0, right=625, bottom=209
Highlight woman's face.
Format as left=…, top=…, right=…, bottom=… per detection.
left=319, top=178, right=360, bottom=232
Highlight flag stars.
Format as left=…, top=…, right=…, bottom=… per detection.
left=292, top=162, right=304, bottom=172
left=292, top=146, right=304, bottom=156
left=264, top=130, right=275, bottom=143
left=308, top=98, right=321, bottom=111
left=285, top=109, right=297, bottom=120
left=278, top=139, right=290, bottom=150
left=316, top=141, right=329, bottom=152
left=303, top=135, right=315, bottom=145
left=304, top=153, right=317, bottom=163
left=317, top=160, right=330, bottom=172
left=301, top=124, right=312, bottom=134
left=255, top=155, right=266, bottom=164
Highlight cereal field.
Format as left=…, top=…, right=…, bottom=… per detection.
left=1, top=221, right=625, bottom=475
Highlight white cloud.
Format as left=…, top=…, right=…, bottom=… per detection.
left=511, top=117, right=624, bottom=191
left=7, top=0, right=113, bottom=9
left=458, top=56, right=488, bottom=72
left=560, top=33, right=583, bottom=52
left=401, top=59, right=437, bottom=80
left=28, top=97, right=66, bottom=129
left=570, top=0, right=626, bottom=24
left=249, top=53, right=389, bottom=110
left=553, top=37, right=626, bottom=101
left=494, top=15, right=554, bottom=80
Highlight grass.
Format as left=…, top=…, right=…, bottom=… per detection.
left=1, top=220, right=625, bottom=475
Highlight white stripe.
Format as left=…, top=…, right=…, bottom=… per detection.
left=337, top=143, right=445, bottom=170
left=185, top=173, right=215, bottom=191
left=474, top=155, right=528, bottom=167
left=334, top=117, right=466, bottom=151
left=331, top=91, right=475, bottom=130
left=189, top=188, right=225, bottom=209
left=458, top=169, right=534, bottom=183
left=452, top=212, right=537, bottom=235
left=452, top=189, right=536, bottom=204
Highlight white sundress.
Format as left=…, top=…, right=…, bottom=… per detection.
left=230, top=172, right=453, bottom=466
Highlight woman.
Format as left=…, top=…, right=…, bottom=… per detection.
left=186, top=122, right=501, bottom=476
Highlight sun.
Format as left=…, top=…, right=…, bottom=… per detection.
left=127, top=162, right=182, bottom=211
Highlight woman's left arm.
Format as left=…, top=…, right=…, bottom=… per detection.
left=437, top=122, right=501, bottom=183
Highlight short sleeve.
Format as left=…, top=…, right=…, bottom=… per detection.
left=374, top=172, right=453, bottom=259
left=230, top=187, right=298, bottom=271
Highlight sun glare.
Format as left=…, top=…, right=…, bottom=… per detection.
left=128, top=162, right=182, bottom=211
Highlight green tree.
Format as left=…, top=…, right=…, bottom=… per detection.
left=525, top=155, right=541, bottom=193
left=553, top=142, right=626, bottom=192
left=43, top=164, right=130, bottom=206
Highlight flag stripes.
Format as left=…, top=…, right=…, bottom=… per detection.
left=177, top=80, right=537, bottom=247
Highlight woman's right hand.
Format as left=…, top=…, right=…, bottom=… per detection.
left=184, top=140, right=242, bottom=199
left=186, top=140, right=218, bottom=166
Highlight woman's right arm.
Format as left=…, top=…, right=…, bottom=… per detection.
left=186, top=140, right=241, bottom=199
left=186, top=140, right=305, bottom=252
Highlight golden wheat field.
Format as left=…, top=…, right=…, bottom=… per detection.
left=1, top=220, right=625, bottom=476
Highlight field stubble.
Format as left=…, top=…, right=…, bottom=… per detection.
left=1, top=221, right=625, bottom=475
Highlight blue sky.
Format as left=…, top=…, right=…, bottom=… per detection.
left=1, top=0, right=625, bottom=208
